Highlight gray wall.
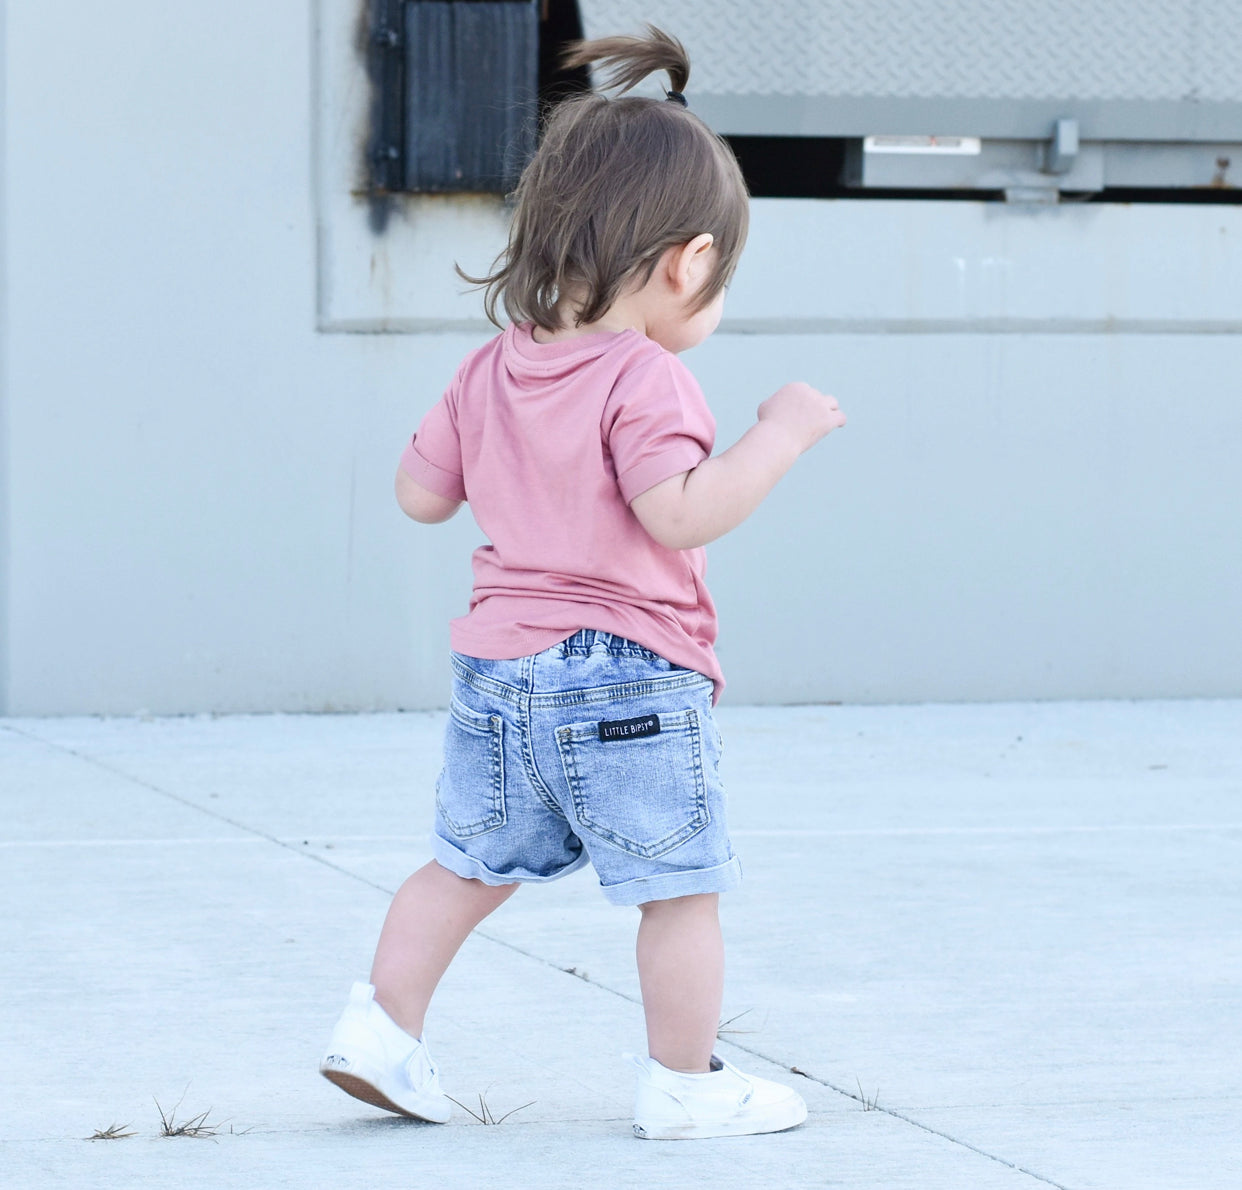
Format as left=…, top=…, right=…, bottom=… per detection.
left=0, top=0, right=9, bottom=713
left=1, top=1, right=1240, bottom=714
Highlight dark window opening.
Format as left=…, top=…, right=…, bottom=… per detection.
left=726, top=136, right=1002, bottom=202
left=538, top=0, right=591, bottom=122
left=726, top=135, right=1242, bottom=205
left=1081, top=187, right=1242, bottom=206
left=726, top=137, right=851, bottom=200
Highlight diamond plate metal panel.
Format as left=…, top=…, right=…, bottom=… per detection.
left=580, top=0, right=1242, bottom=137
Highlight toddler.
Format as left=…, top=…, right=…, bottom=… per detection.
left=320, top=26, right=845, bottom=1140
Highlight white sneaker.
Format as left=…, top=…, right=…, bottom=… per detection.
left=319, top=982, right=451, bottom=1123
left=629, top=1053, right=807, bottom=1140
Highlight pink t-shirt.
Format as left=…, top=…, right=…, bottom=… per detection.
left=400, top=322, right=724, bottom=697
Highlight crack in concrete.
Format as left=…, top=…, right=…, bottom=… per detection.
left=460, top=935, right=1080, bottom=1190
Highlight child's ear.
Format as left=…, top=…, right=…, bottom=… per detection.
left=668, top=233, right=715, bottom=292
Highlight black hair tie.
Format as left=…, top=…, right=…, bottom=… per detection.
left=666, top=90, right=688, bottom=107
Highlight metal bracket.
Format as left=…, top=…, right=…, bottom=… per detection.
left=1004, top=185, right=1061, bottom=205
left=1041, top=117, right=1079, bottom=176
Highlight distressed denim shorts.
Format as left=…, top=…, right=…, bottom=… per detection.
left=430, top=629, right=741, bottom=906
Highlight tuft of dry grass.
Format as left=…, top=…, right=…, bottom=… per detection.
left=716, top=1008, right=763, bottom=1037
left=154, top=1090, right=222, bottom=1139
left=855, top=1077, right=880, bottom=1111
left=446, top=1088, right=535, bottom=1125
left=86, top=1123, right=136, bottom=1141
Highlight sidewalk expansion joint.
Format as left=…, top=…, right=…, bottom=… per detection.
left=467, top=929, right=1077, bottom=1190
left=736, top=1041, right=1078, bottom=1190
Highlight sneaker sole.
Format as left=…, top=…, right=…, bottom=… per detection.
left=633, top=1097, right=807, bottom=1140
left=319, top=1064, right=450, bottom=1124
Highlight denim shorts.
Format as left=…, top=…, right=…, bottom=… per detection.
left=430, top=629, right=741, bottom=906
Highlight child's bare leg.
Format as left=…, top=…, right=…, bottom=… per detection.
left=370, top=859, right=517, bottom=1038
left=635, top=892, right=724, bottom=1073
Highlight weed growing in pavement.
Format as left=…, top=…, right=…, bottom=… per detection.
left=86, top=1123, right=136, bottom=1140
left=855, top=1077, right=880, bottom=1111
left=446, top=1088, right=535, bottom=1125
left=716, top=1008, right=763, bottom=1037
left=154, top=1090, right=223, bottom=1139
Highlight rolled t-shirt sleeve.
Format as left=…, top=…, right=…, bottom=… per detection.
left=399, top=380, right=467, bottom=502
left=606, top=353, right=717, bottom=505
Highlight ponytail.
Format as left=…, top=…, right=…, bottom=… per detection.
left=561, top=25, right=690, bottom=99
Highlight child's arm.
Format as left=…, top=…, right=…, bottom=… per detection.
left=630, top=381, right=845, bottom=550
left=395, top=467, right=463, bottom=524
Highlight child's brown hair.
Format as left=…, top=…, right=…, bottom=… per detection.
left=462, top=26, right=750, bottom=331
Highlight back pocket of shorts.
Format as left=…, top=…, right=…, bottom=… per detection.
left=436, top=699, right=505, bottom=839
left=554, top=709, right=708, bottom=859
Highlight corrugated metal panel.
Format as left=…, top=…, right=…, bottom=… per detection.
left=404, top=1, right=539, bottom=192
left=580, top=0, right=1242, bottom=140
left=368, top=0, right=539, bottom=195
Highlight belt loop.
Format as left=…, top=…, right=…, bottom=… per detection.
left=522, top=651, right=535, bottom=694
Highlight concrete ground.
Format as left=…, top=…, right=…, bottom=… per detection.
left=2, top=700, right=1239, bottom=1190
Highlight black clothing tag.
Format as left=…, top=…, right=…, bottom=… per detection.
left=597, top=714, right=661, bottom=743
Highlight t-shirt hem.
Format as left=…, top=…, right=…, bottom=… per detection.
left=400, top=436, right=467, bottom=502
left=617, top=443, right=708, bottom=505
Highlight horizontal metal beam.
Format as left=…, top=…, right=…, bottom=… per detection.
left=695, top=93, right=1242, bottom=144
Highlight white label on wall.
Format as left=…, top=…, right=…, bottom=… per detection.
left=864, top=135, right=982, bottom=155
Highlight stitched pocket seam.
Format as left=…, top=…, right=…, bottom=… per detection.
left=555, top=710, right=708, bottom=859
